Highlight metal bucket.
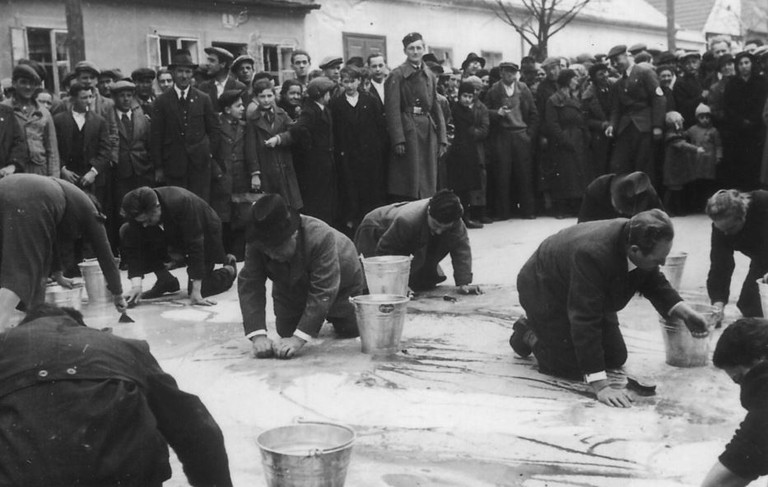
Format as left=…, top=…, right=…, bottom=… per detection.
left=45, top=283, right=83, bottom=310
left=658, top=303, right=716, bottom=367
left=757, top=279, right=768, bottom=317
left=350, top=294, right=409, bottom=355
left=78, top=259, right=112, bottom=305
left=659, top=252, right=688, bottom=290
left=257, top=421, right=355, bottom=487
left=361, top=256, right=411, bottom=296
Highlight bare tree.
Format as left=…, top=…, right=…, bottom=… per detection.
left=488, top=0, right=594, bottom=61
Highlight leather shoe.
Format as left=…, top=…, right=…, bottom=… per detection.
left=464, top=218, right=484, bottom=229
left=509, top=317, right=533, bottom=358
left=141, top=276, right=180, bottom=300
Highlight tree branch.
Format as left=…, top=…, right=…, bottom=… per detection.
left=491, top=0, right=538, bottom=47
left=548, top=0, right=592, bottom=37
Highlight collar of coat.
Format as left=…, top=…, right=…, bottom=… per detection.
left=401, top=62, right=429, bottom=79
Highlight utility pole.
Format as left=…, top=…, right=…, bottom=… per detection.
left=65, top=0, right=86, bottom=67
left=666, top=0, right=676, bottom=52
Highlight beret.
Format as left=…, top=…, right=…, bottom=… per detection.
left=458, top=81, right=476, bottom=96
left=12, top=64, right=41, bottom=84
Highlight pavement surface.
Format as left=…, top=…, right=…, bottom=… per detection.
left=71, top=214, right=754, bottom=487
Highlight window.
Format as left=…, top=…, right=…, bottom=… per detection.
left=481, top=51, right=503, bottom=68
left=429, top=47, right=454, bottom=69
left=148, top=35, right=199, bottom=69
left=10, top=27, right=69, bottom=91
left=262, top=44, right=294, bottom=83
left=343, top=33, right=386, bottom=62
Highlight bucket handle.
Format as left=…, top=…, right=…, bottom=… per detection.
left=292, top=417, right=355, bottom=456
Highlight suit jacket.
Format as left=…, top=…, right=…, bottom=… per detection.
left=484, top=80, right=538, bottom=137
left=53, top=110, right=111, bottom=186
left=577, top=173, right=663, bottom=223
left=0, top=104, right=26, bottom=172
left=149, top=87, right=220, bottom=180
left=609, top=63, right=666, bottom=134
left=115, top=106, right=152, bottom=180
left=55, top=92, right=118, bottom=164
left=517, top=219, right=682, bottom=375
left=198, top=75, right=246, bottom=112
left=238, top=215, right=364, bottom=337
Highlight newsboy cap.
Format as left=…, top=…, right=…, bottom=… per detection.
left=131, top=68, right=157, bottom=81
left=245, top=193, right=300, bottom=248
left=12, top=64, right=41, bottom=84
left=541, top=57, right=561, bottom=67
left=74, top=61, right=101, bottom=77
left=110, top=80, right=136, bottom=93
left=607, top=45, right=628, bottom=59
left=306, top=76, right=336, bottom=99
left=99, top=68, right=124, bottom=81
left=498, top=61, right=519, bottom=71
left=402, top=32, right=423, bottom=48
left=628, top=43, right=647, bottom=55
left=218, top=89, right=243, bottom=109
left=204, top=46, right=234, bottom=63
left=231, top=54, right=256, bottom=72
left=318, top=56, right=343, bottom=70
left=678, top=51, right=701, bottom=61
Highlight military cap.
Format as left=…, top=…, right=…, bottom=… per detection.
left=99, top=68, right=124, bottom=81
left=426, top=61, right=444, bottom=75
left=231, top=54, right=256, bottom=72
left=402, top=32, right=423, bottom=48
left=131, top=68, right=156, bottom=81
left=628, top=43, right=647, bottom=55
left=12, top=64, right=41, bottom=84
left=74, top=61, right=101, bottom=77
left=306, top=76, right=335, bottom=99
left=541, top=56, right=561, bottom=67
left=607, top=45, right=628, bottom=59
left=428, top=190, right=463, bottom=224
left=245, top=194, right=300, bottom=248
left=218, top=89, right=244, bottom=110
left=318, top=56, right=343, bottom=70
left=110, top=80, right=136, bottom=93
left=498, top=61, right=519, bottom=71
left=461, top=52, right=486, bottom=70
left=204, top=46, right=234, bottom=63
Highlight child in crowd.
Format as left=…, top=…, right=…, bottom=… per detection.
left=277, top=79, right=303, bottom=122
left=211, top=90, right=247, bottom=259
left=685, top=103, right=722, bottom=212
left=244, top=79, right=303, bottom=215
left=446, top=81, right=489, bottom=228
left=663, top=111, right=705, bottom=215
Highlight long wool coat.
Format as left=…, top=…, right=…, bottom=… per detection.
left=542, top=90, right=589, bottom=199
left=384, top=62, right=447, bottom=199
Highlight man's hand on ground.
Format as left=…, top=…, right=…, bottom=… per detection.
left=592, top=381, right=633, bottom=408
left=189, top=280, right=216, bottom=306
left=275, top=336, right=306, bottom=359
left=52, top=271, right=75, bottom=289
left=113, top=294, right=128, bottom=314
left=251, top=336, right=275, bottom=359
left=125, top=285, right=142, bottom=307
left=458, top=284, right=483, bottom=295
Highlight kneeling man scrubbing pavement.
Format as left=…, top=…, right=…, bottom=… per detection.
left=512, top=209, right=710, bottom=407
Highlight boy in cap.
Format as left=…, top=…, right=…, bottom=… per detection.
left=238, top=193, right=364, bottom=359
left=289, top=76, right=338, bottom=226
left=199, top=46, right=246, bottom=112
left=231, top=54, right=256, bottom=86
left=2, top=64, right=60, bottom=176
left=577, top=171, right=663, bottom=223
left=384, top=32, right=448, bottom=201
left=120, top=186, right=237, bottom=307
left=131, top=68, right=157, bottom=116
left=355, top=189, right=481, bottom=294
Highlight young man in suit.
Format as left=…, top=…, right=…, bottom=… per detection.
left=512, top=209, right=709, bottom=408
left=605, top=45, right=666, bottom=179
left=198, top=47, right=246, bottom=113
left=150, top=49, right=220, bottom=202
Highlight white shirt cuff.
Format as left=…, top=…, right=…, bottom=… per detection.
left=668, top=301, right=685, bottom=316
left=89, top=167, right=98, bottom=176
left=293, top=329, right=312, bottom=342
left=130, top=277, right=142, bottom=288
left=246, top=330, right=268, bottom=340
left=584, top=371, right=607, bottom=383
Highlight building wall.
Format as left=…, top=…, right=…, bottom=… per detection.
left=1, top=0, right=307, bottom=81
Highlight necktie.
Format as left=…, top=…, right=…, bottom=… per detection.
left=121, top=113, right=132, bottom=139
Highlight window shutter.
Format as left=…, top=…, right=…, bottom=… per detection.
left=11, top=27, right=28, bottom=65
left=147, top=34, right=160, bottom=69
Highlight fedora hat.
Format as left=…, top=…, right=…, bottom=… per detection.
left=610, top=171, right=655, bottom=216
left=245, top=194, right=300, bottom=248
left=168, top=49, right=198, bottom=69
left=461, top=52, right=486, bottom=70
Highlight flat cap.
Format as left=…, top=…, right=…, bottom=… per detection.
left=204, top=46, right=234, bottom=63
left=498, top=61, right=519, bottom=71
left=607, top=45, right=627, bottom=59
left=656, top=51, right=677, bottom=66
left=306, top=76, right=336, bottom=99
left=74, top=61, right=101, bottom=76
left=576, top=52, right=596, bottom=64
left=541, top=56, right=561, bottom=67
left=678, top=51, right=701, bottom=61
left=628, top=43, right=647, bottom=55
left=99, top=68, right=123, bottom=80
left=131, top=68, right=156, bottom=81
left=110, top=80, right=136, bottom=93
left=231, top=54, right=256, bottom=72
left=318, top=56, right=343, bottom=70
left=218, top=89, right=243, bottom=109
left=12, top=64, right=41, bottom=84
left=402, top=32, right=423, bottom=48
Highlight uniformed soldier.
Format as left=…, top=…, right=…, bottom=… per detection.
left=605, top=44, right=666, bottom=179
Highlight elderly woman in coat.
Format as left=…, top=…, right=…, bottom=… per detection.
left=541, top=69, right=590, bottom=218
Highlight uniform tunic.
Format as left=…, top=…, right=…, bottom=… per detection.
left=0, top=174, right=122, bottom=308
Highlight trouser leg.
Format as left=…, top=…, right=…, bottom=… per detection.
left=274, top=297, right=303, bottom=338
left=200, top=262, right=236, bottom=298
left=409, top=238, right=450, bottom=291
left=492, top=133, right=514, bottom=219
left=737, top=265, right=765, bottom=318
left=327, top=295, right=359, bottom=337
left=509, top=131, right=535, bottom=217
left=119, top=222, right=168, bottom=277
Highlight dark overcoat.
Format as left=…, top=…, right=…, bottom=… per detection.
left=723, top=75, right=767, bottom=190
left=517, top=219, right=681, bottom=375
left=198, top=75, right=246, bottom=112
left=446, top=101, right=489, bottom=192
left=0, top=104, right=25, bottom=173
left=384, top=62, right=447, bottom=199
left=211, top=114, right=247, bottom=223
left=541, top=90, right=590, bottom=198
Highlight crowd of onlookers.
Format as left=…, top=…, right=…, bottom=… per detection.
left=0, top=34, right=767, bottom=265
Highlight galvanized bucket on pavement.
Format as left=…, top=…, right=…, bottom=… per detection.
left=257, top=421, right=355, bottom=487
left=78, top=259, right=112, bottom=304
left=659, top=252, right=688, bottom=290
left=361, top=255, right=411, bottom=296
left=350, top=294, right=409, bottom=355
left=658, top=303, right=716, bottom=367
left=45, top=283, right=84, bottom=310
